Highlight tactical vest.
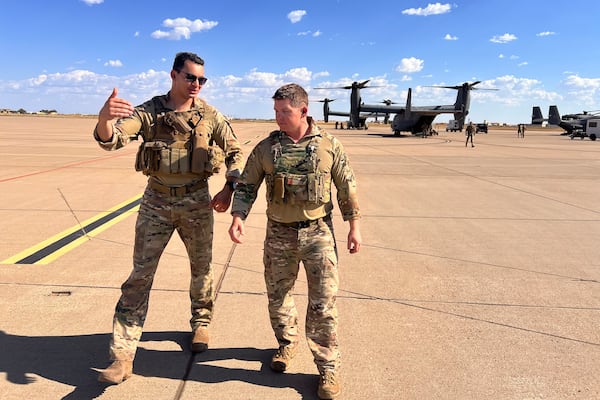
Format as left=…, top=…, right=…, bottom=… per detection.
left=134, top=98, right=224, bottom=178
left=266, top=131, right=331, bottom=205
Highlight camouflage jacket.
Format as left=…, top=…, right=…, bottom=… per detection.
left=232, top=118, right=360, bottom=223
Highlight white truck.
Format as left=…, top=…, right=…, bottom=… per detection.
left=570, top=118, right=600, bottom=140
left=446, top=120, right=461, bottom=132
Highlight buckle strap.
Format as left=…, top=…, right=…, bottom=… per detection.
left=148, top=179, right=207, bottom=196
left=276, top=214, right=331, bottom=229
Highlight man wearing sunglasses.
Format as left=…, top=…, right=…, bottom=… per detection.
left=93, top=51, right=243, bottom=384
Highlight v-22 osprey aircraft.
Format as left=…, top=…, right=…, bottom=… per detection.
left=315, top=80, right=492, bottom=136
left=532, top=105, right=600, bottom=140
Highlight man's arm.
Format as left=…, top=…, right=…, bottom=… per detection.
left=96, top=88, right=134, bottom=142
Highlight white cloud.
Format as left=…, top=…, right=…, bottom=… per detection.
left=396, top=57, right=424, bottom=73
left=284, top=67, right=312, bottom=83
left=288, top=10, right=306, bottom=23
left=151, top=18, right=218, bottom=40
left=562, top=75, right=600, bottom=105
left=518, top=62, right=528, bottom=67
left=498, top=54, right=505, bottom=59
left=402, top=3, right=452, bottom=16
left=81, top=0, right=103, bottom=5
left=246, top=69, right=284, bottom=87
left=220, top=75, right=243, bottom=87
left=536, top=31, right=556, bottom=37
left=312, top=30, right=322, bottom=37
left=444, top=34, right=458, bottom=41
left=490, top=33, right=517, bottom=44
left=104, top=60, right=123, bottom=67
left=564, top=75, right=600, bottom=89
left=314, top=71, right=330, bottom=79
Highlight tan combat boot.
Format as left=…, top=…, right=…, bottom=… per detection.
left=270, top=345, right=297, bottom=372
left=317, top=369, right=341, bottom=399
left=191, top=326, right=209, bottom=353
left=98, top=360, right=133, bottom=384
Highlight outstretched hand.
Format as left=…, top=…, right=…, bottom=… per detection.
left=99, top=87, right=134, bottom=122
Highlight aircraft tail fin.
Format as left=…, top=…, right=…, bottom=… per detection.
left=548, top=105, right=561, bottom=125
left=405, top=88, right=412, bottom=117
left=453, top=82, right=471, bottom=130
left=531, top=106, right=544, bottom=124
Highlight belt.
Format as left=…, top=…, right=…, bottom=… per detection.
left=148, top=179, right=208, bottom=196
left=275, top=214, right=331, bottom=229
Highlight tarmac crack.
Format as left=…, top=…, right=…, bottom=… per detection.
left=172, top=242, right=237, bottom=399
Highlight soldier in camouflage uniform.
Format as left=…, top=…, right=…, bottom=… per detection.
left=228, top=83, right=361, bottom=399
left=93, top=52, right=243, bottom=384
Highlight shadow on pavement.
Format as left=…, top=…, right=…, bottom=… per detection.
left=0, top=330, right=316, bottom=399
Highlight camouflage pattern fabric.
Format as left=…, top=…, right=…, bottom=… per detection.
left=94, top=93, right=243, bottom=362
left=95, top=94, right=244, bottom=184
left=264, top=217, right=341, bottom=371
left=109, top=185, right=214, bottom=361
left=232, top=118, right=360, bottom=223
left=231, top=119, right=359, bottom=372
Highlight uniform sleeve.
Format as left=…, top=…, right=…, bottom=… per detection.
left=93, top=109, right=145, bottom=151
left=210, top=109, right=244, bottom=180
left=330, top=137, right=361, bottom=221
left=231, top=144, right=266, bottom=219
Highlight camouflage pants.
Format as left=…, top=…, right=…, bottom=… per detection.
left=109, top=184, right=214, bottom=361
left=263, top=216, right=340, bottom=371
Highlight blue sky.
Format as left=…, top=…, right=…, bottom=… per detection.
left=1, top=0, right=599, bottom=125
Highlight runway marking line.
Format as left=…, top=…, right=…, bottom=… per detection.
left=1, top=194, right=142, bottom=265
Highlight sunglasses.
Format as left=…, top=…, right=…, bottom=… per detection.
left=178, top=70, right=208, bottom=85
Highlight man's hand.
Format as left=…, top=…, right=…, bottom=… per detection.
left=228, top=214, right=245, bottom=244
left=99, top=87, right=134, bottom=121
left=96, top=88, right=134, bottom=141
left=347, top=219, right=362, bottom=254
left=210, top=186, right=233, bottom=213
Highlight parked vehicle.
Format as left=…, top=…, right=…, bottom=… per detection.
left=446, top=120, right=461, bottom=132
left=476, top=123, right=488, bottom=133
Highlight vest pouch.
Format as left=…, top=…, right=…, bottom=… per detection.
left=157, top=148, right=191, bottom=174
left=307, top=173, right=324, bottom=204
left=135, top=143, right=145, bottom=172
left=177, top=148, right=191, bottom=174
left=284, top=173, right=308, bottom=204
left=136, top=141, right=168, bottom=174
left=272, top=174, right=285, bottom=200
left=191, top=134, right=209, bottom=174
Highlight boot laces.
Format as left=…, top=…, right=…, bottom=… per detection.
left=321, top=369, right=337, bottom=385
left=276, top=346, right=293, bottom=359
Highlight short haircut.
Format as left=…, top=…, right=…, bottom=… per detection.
left=272, top=83, right=308, bottom=107
left=173, top=52, right=205, bottom=71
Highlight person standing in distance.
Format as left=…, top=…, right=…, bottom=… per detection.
left=93, top=52, right=244, bottom=384
left=465, top=121, right=475, bottom=147
left=228, top=83, right=362, bottom=399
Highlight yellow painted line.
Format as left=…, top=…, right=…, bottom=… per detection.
left=1, top=194, right=142, bottom=265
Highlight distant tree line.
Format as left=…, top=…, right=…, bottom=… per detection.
left=0, top=108, right=58, bottom=114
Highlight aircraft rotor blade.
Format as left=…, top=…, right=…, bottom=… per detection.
left=423, top=81, right=496, bottom=91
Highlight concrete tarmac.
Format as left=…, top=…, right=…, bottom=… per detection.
left=0, top=115, right=599, bottom=399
